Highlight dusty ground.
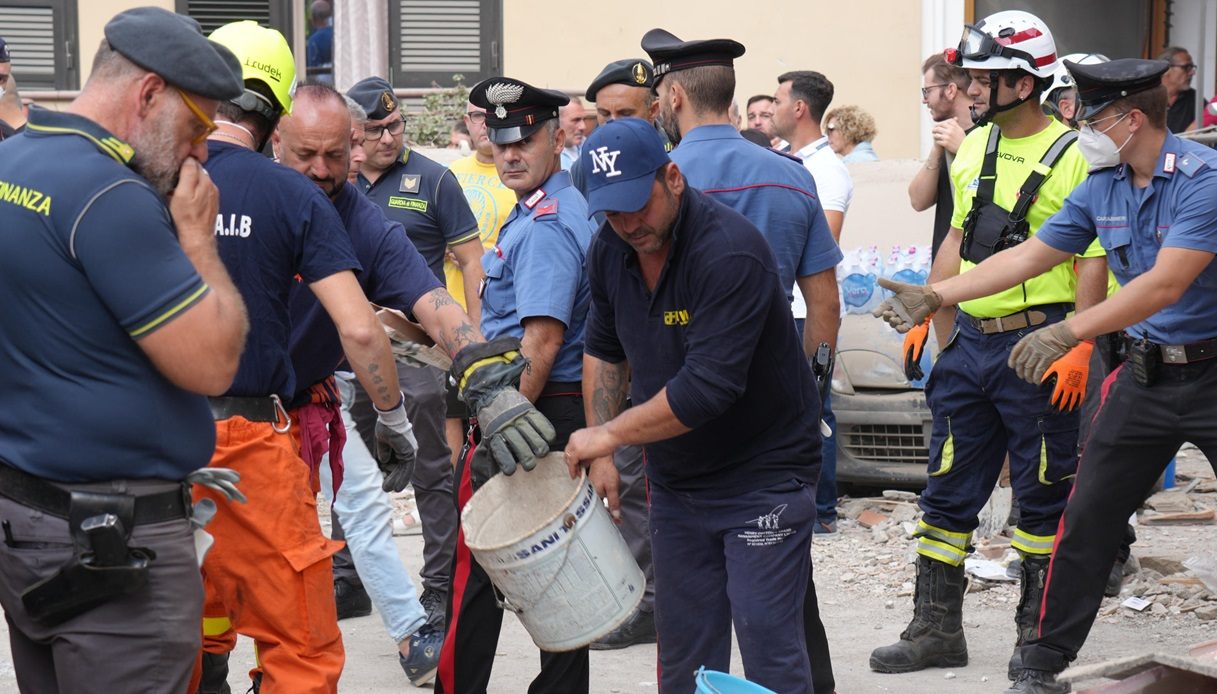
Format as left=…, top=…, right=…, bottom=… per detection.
left=0, top=449, right=1212, bottom=693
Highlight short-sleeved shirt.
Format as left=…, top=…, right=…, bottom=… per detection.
left=584, top=186, right=821, bottom=495
left=671, top=124, right=843, bottom=311
left=208, top=142, right=360, bottom=400
left=790, top=136, right=854, bottom=318
left=289, top=183, right=440, bottom=400
left=444, top=154, right=514, bottom=307
left=1036, top=133, right=1217, bottom=344
left=1168, top=88, right=1196, bottom=134
left=480, top=170, right=592, bottom=383
left=0, top=108, right=214, bottom=481
left=359, top=147, right=479, bottom=282
left=931, top=151, right=954, bottom=258
left=950, top=121, right=1095, bottom=317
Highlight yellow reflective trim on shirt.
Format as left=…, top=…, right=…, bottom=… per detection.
left=931, top=417, right=954, bottom=477
left=202, top=616, right=232, bottom=637
left=128, top=283, right=209, bottom=338
left=25, top=122, right=135, bottom=164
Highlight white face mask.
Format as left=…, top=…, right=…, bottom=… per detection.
left=1077, top=112, right=1132, bottom=169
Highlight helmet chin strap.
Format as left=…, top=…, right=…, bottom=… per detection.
left=971, top=69, right=1033, bottom=127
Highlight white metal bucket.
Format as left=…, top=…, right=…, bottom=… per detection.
left=461, top=452, right=645, bottom=651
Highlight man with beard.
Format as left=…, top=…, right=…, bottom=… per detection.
left=642, top=28, right=842, bottom=694
left=0, top=7, right=247, bottom=692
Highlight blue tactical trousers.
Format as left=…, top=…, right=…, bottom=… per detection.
left=917, top=307, right=1079, bottom=564
left=650, top=478, right=816, bottom=694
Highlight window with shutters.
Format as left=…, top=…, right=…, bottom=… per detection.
left=0, top=0, right=78, bottom=90
left=175, top=0, right=292, bottom=38
left=390, top=0, right=502, bottom=88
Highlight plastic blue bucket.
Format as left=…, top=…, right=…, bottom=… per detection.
left=694, top=666, right=777, bottom=693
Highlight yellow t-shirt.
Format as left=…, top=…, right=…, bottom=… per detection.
left=950, top=120, right=1100, bottom=318
left=445, top=155, right=516, bottom=308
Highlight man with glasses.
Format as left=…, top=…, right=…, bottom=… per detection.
left=344, top=76, right=481, bottom=633
left=0, top=8, right=247, bottom=691
left=746, top=94, right=782, bottom=147
left=1158, top=46, right=1197, bottom=133
left=869, top=10, right=1107, bottom=681
left=910, top=52, right=974, bottom=264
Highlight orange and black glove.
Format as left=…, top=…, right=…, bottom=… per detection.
left=902, top=314, right=934, bottom=381
left=1040, top=341, right=1093, bottom=412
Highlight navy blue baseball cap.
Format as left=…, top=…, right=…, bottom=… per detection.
left=582, top=117, right=670, bottom=217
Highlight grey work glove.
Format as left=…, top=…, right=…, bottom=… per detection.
left=873, top=278, right=943, bottom=333
left=187, top=467, right=246, bottom=503
left=1009, top=321, right=1080, bottom=385
left=390, top=338, right=454, bottom=371
left=474, top=387, right=556, bottom=478
left=374, top=393, right=418, bottom=492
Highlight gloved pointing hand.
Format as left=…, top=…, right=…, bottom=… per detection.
left=902, top=314, right=934, bottom=381
left=1041, top=341, right=1093, bottom=412
left=1008, top=321, right=1080, bottom=385
left=873, top=278, right=942, bottom=333
left=374, top=392, right=418, bottom=492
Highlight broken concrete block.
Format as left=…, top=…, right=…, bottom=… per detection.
left=1139, top=555, right=1187, bottom=576
left=1145, top=490, right=1195, bottom=514
left=882, top=490, right=918, bottom=503
left=857, top=509, right=889, bottom=529
left=1196, top=605, right=1217, bottom=621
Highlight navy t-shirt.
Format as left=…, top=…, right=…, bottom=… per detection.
left=0, top=109, right=215, bottom=481
left=584, top=185, right=821, bottom=495
left=358, top=148, right=479, bottom=281
left=288, top=183, right=441, bottom=400
left=208, top=142, right=360, bottom=399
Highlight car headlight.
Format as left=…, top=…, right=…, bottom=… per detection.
left=832, top=356, right=855, bottom=396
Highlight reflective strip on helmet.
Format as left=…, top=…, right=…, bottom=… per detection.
left=1012, top=528, right=1055, bottom=556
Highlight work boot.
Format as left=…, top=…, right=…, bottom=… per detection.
left=197, top=652, right=232, bottom=694
left=1103, top=558, right=1126, bottom=597
left=1004, top=668, right=1070, bottom=693
left=1009, top=554, right=1050, bottom=680
left=399, top=624, right=443, bottom=686
left=419, top=586, right=447, bottom=630
left=334, top=577, right=372, bottom=620
left=869, top=555, right=968, bottom=673
left=590, top=607, right=656, bottom=650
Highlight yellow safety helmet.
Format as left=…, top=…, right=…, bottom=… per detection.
left=208, top=20, right=296, bottom=116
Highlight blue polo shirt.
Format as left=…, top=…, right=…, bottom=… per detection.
left=288, top=183, right=440, bottom=401
left=1036, top=133, right=1217, bottom=344
left=208, top=142, right=360, bottom=400
left=481, top=170, right=592, bottom=383
left=359, top=147, right=479, bottom=281
left=670, top=124, right=843, bottom=301
left=0, top=108, right=214, bottom=481
left=584, top=185, right=821, bottom=495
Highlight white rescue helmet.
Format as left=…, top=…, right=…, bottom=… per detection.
left=1041, top=52, right=1110, bottom=105
left=949, top=10, right=1059, bottom=79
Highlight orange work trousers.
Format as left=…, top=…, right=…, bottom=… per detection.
left=193, top=415, right=345, bottom=693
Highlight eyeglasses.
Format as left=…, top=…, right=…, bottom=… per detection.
left=363, top=116, right=406, bottom=141
left=176, top=88, right=217, bottom=145
left=1172, top=62, right=1197, bottom=73
left=921, top=83, right=950, bottom=99
left=466, top=111, right=487, bottom=124
left=1078, top=110, right=1129, bottom=135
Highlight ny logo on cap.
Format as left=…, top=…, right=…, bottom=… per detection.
left=485, top=82, right=524, bottom=119
left=589, top=146, right=622, bottom=178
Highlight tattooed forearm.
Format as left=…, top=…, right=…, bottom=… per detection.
left=429, top=289, right=461, bottom=312
left=591, top=361, right=627, bottom=425
left=438, top=320, right=478, bottom=356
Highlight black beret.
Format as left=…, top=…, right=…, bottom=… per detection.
left=347, top=76, right=399, bottom=121
left=104, top=7, right=242, bottom=101
left=0, top=37, right=9, bottom=63
left=469, top=77, right=569, bottom=145
left=586, top=58, right=654, bottom=102
left=641, top=29, right=745, bottom=88
left=1070, top=58, right=1170, bottom=121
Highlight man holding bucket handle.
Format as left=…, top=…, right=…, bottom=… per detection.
left=437, top=75, right=594, bottom=694
left=565, top=117, right=821, bottom=694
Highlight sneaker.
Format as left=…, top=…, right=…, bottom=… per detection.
left=814, top=519, right=838, bottom=534
left=590, top=608, right=656, bottom=650
left=334, top=577, right=372, bottom=620
left=399, top=624, right=443, bottom=686
left=419, top=586, right=447, bottom=630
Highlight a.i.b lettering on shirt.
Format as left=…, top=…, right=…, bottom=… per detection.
left=214, top=213, right=253, bottom=238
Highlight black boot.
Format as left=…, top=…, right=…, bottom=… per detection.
left=197, top=652, right=232, bottom=694
left=1008, top=554, right=1050, bottom=680
left=1005, top=668, right=1070, bottom=693
left=869, top=555, right=969, bottom=673
left=334, top=576, right=372, bottom=620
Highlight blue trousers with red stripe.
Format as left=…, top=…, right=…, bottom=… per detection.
left=1023, top=360, right=1217, bottom=672
left=436, top=386, right=588, bottom=694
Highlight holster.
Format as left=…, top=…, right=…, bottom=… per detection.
left=21, top=491, right=156, bottom=626
left=960, top=200, right=1029, bottom=263
left=1127, top=338, right=1161, bottom=388
left=1095, top=332, right=1125, bottom=372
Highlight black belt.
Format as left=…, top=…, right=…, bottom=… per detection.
left=965, top=303, right=1073, bottom=335
left=1125, top=335, right=1217, bottom=365
left=208, top=395, right=286, bottom=423
left=0, top=462, right=189, bottom=525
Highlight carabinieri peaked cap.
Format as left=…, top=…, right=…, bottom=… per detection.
left=641, top=29, right=745, bottom=90
left=104, top=6, right=243, bottom=101
left=586, top=58, right=655, bottom=102
left=1069, top=58, right=1170, bottom=121
left=468, top=76, right=569, bottom=145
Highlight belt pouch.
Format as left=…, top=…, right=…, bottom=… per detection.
left=1128, top=339, right=1161, bottom=387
